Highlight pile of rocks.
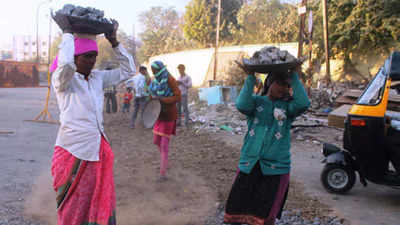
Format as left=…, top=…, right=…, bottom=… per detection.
left=243, top=46, right=297, bottom=65
left=56, top=4, right=111, bottom=23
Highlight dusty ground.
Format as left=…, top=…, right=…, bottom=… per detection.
left=2, top=87, right=399, bottom=225
left=101, top=112, right=342, bottom=225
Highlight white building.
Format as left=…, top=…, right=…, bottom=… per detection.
left=12, top=35, right=49, bottom=63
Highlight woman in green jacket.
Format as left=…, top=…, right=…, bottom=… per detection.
left=224, top=68, right=310, bottom=225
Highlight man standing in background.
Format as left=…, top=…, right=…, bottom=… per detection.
left=126, top=66, right=148, bottom=128
left=177, top=64, right=192, bottom=127
left=104, top=85, right=118, bottom=113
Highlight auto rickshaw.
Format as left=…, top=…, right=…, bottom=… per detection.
left=320, top=51, right=400, bottom=194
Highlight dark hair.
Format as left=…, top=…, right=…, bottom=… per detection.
left=261, top=70, right=291, bottom=96
left=177, top=64, right=185, bottom=69
left=139, top=66, right=147, bottom=71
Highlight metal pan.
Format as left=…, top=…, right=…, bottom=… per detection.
left=142, top=99, right=161, bottom=129
left=67, top=15, right=114, bottom=35
left=52, top=12, right=114, bottom=35
left=235, top=60, right=302, bottom=74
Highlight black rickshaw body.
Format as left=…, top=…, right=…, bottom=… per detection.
left=320, top=52, right=400, bottom=193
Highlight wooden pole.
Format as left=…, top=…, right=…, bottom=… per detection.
left=307, top=10, right=313, bottom=91
left=213, top=0, right=221, bottom=83
left=297, top=0, right=307, bottom=58
left=322, top=0, right=331, bottom=84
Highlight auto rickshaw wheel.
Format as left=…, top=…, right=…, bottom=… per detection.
left=321, top=164, right=356, bottom=194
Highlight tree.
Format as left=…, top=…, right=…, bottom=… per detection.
left=311, top=0, right=400, bottom=78
left=231, top=0, right=298, bottom=45
left=96, top=30, right=138, bottom=68
left=137, top=6, right=196, bottom=62
left=184, top=0, right=243, bottom=47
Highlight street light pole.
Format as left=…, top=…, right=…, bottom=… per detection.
left=36, top=0, right=51, bottom=64
left=28, top=0, right=57, bottom=124
left=47, top=8, right=53, bottom=68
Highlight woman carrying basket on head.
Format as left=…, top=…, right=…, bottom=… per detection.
left=223, top=65, right=310, bottom=225
left=149, top=61, right=181, bottom=181
left=50, top=12, right=135, bottom=225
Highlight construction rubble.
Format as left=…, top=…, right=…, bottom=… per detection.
left=189, top=88, right=335, bottom=136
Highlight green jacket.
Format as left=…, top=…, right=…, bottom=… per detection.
left=236, top=73, right=310, bottom=175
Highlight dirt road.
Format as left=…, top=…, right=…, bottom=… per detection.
left=1, top=87, right=400, bottom=225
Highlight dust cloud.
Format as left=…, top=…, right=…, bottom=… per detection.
left=116, top=163, right=218, bottom=225
left=24, top=169, right=56, bottom=225
left=24, top=164, right=217, bottom=225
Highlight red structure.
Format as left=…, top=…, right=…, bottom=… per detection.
left=0, top=61, right=40, bottom=87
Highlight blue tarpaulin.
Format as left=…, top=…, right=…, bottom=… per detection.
left=199, top=86, right=239, bottom=105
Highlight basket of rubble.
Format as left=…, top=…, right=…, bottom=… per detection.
left=53, top=4, right=114, bottom=35
left=239, top=46, right=303, bottom=73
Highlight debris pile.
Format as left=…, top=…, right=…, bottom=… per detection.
left=308, top=82, right=350, bottom=112
left=189, top=100, right=329, bottom=136
left=189, top=102, right=248, bottom=135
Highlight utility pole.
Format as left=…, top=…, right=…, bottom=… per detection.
left=212, top=0, right=221, bottom=83
left=132, top=23, right=137, bottom=66
left=322, top=0, right=331, bottom=84
left=297, top=0, right=307, bottom=58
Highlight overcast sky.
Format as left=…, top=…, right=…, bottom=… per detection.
left=0, top=0, right=191, bottom=49
left=0, top=0, right=301, bottom=50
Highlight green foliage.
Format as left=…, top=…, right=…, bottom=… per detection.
left=93, top=30, right=136, bottom=69
left=231, top=0, right=298, bottom=45
left=183, top=0, right=243, bottom=47
left=312, top=0, right=400, bottom=59
left=137, top=6, right=197, bottom=62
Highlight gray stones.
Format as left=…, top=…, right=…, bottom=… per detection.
left=244, top=46, right=297, bottom=65
left=56, top=4, right=111, bottom=24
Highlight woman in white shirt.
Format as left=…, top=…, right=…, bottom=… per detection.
left=50, top=14, right=135, bottom=225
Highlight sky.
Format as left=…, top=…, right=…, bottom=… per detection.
left=0, top=0, right=192, bottom=50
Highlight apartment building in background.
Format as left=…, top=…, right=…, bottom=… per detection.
left=12, top=35, right=49, bottom=63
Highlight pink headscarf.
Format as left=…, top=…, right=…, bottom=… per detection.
left=50, top=37, right=98, bottom=73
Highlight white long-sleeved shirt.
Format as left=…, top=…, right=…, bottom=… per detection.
left=52, top=33, right=136, bottom=161
left=125, top=73, right=147, bottom=97
left=177, top=74, right=192, bottom=95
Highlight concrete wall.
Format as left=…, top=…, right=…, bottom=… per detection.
left=148, top=43, right=298, bottom=87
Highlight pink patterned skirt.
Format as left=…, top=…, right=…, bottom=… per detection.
left=51, top=136, right=116, bottom=225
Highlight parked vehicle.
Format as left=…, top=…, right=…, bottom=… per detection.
left=320, top=52, right=400, bottom=194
